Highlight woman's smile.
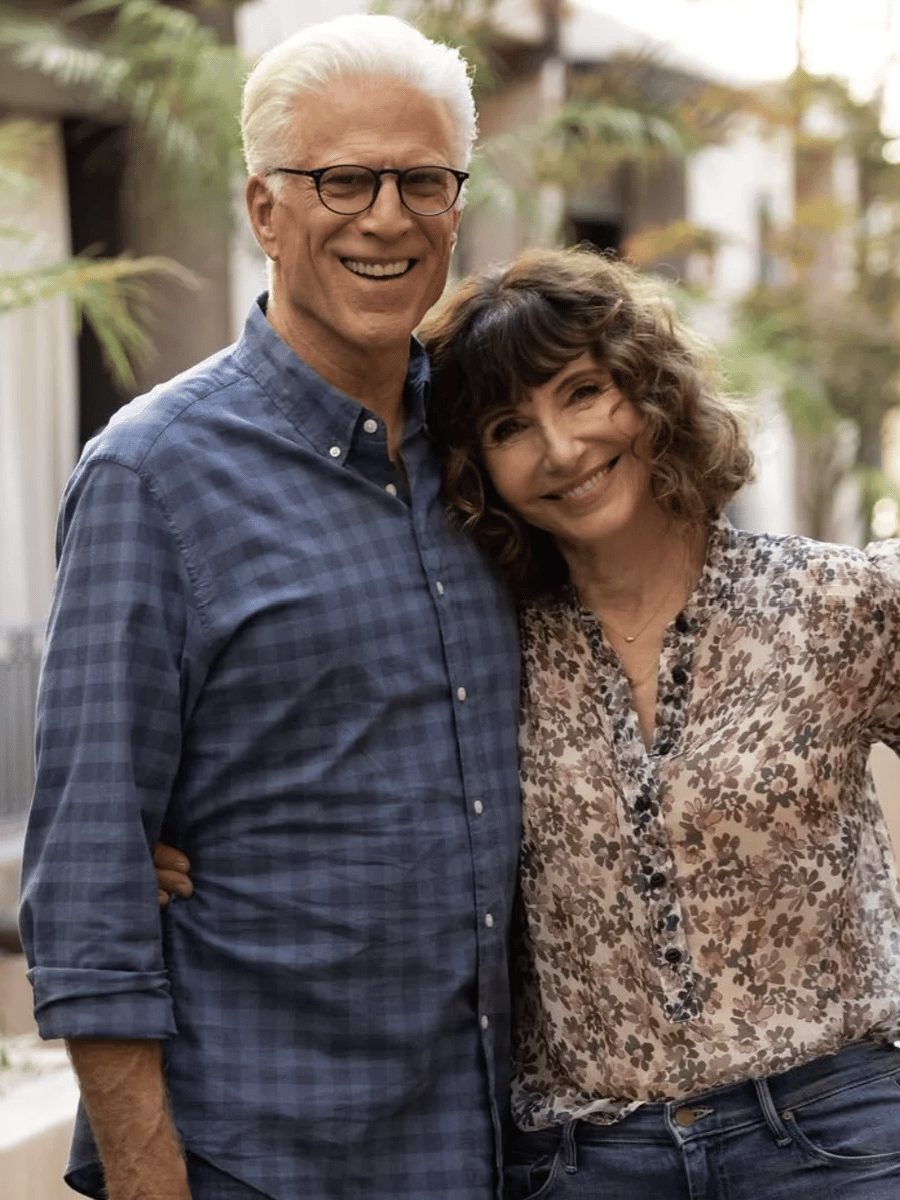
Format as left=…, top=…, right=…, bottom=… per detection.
left=544, top=455, right=622, bottom=501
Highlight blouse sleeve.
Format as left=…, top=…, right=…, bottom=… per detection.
left=864, top=538, right=900, bottom=755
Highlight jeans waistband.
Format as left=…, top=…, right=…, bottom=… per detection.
left=570, top=1040, right=900, bottom=1145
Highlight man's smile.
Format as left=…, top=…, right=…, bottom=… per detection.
left=341, top=258, right=415, bottom=278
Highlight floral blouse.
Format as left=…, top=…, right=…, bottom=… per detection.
left=512, top=515, right=900, bottom=1130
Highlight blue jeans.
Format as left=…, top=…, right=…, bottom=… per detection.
left=505, top=1041, right=900, bottom=1199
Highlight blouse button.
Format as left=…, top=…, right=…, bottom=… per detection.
left=675, top=615, right=689, bottom=634
left=649, top=872, right=666, bottom=890
left=363, top=418, right=378, bottom=434
left=385, top=483, right=398, bottom=496
left=665, top=948, right=683, bottom=964
left=672, top=666, right=688, bottom=685
left=328, top=445, right=341, bottom=458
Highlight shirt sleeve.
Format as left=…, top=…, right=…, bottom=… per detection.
left=19, top=458, right=190, bottom=1041
left=864, top=537, right=900, bottom=755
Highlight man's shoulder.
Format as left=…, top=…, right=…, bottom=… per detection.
left=83, top=342, right=254, bottom=473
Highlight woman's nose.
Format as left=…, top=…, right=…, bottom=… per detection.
left=540, top=419, right=581, bottom=468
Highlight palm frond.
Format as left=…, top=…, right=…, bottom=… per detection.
left=535, top=100, right=692, bottom=186
left=0, top=254, right=199, bottom=389
left=0, top=2, right=245, bottom=213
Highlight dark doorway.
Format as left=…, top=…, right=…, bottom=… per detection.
left=63, top=118, right=128, bottom=446
left=568, top=217, right=622, bottom=256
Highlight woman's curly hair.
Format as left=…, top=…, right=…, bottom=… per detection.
left=420, top=245, right=753, bottom=598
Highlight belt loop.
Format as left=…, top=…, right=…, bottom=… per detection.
left=561, top=1119, right=578, bottom=1173
left=753, top=1078, right=793, bottom=1147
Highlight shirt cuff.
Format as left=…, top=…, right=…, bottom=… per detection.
left=28, top=966, right=178, bottom=1041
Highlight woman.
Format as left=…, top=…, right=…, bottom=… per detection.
left=423, top=246, right=900, bottom=1199
left=158, top=247, right=900, bottom=1198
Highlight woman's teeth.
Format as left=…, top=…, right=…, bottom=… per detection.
left=558, top=458, right=619, bottom=500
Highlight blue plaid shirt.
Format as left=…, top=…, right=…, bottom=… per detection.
left=20, top=298, right=522, bottom=1200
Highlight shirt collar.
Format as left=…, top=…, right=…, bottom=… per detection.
left=234, top=294, right=431, bottom=458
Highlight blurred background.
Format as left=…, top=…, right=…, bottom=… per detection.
left=1, top=2, right=899, bottom=1193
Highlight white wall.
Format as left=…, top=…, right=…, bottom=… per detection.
left=686, top=121, right=793, bottom=301
left=0, top=119, right=78, bottom=633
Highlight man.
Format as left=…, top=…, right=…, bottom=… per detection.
left=19, top=15, right=521, bottom=1200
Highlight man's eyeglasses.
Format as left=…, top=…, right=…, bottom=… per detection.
left=270, top=164, right=469, bottom=217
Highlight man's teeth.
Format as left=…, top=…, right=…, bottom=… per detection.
left=344, top=259, right=411, bottom=277
left=559, top=461, right=616, bottom=500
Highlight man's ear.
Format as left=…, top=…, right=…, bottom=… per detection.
left=246, top=176, right=278, bottom=260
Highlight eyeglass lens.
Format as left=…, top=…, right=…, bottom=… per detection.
left=319, top=166, right=460, bottom=215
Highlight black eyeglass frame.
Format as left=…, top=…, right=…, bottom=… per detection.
left=269, top=164, right=470, bottom=216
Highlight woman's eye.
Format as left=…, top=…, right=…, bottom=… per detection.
left=570, top=384, right=600, bottom=404
left=486, top=417, right=525, bottom=444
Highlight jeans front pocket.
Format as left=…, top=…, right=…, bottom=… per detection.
left=781, top=1070, right=900, bottom=1167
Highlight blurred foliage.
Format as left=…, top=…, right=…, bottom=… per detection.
left=729, top=68, right=900, bottom=537
left=0, top=117, right=199, bottom=389
left=377, top=0, right=728, bottom=234
left=0, top=1, right=244, bottom=387
left=623, top=220, right=722, bottom=271
left=0, top=0, right=245, bottom=222
left=0, top=247, right=199, bottom=389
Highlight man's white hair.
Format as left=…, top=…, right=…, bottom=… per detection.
left=242, top=13, right=477, bottom=202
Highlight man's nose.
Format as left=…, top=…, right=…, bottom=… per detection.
left=359, top=174, right=412, bottom=230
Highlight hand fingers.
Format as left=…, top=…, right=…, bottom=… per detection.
left=153, top=842, right=190, bottom=871
left=156, top=868, right=194, bottom=898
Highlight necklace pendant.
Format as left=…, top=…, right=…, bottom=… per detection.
left=625, top=635, right=635, bottom=643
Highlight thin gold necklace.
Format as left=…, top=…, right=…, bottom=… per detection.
left=599, top=544, right=691, bottom=644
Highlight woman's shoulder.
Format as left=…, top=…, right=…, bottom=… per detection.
left=724, top=520, right=900, bottom=603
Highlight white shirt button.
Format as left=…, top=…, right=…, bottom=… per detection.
left=456, top=687, right=467, bottom=702
left=328, top=445, right=341, bottom=458
left=363, top=418, right=378, bottom=434
left=436, top=581, right=445, bottom=596
left=484, top=912, right=494, bottom=928
left=385, top=483, right=398, bottom=496
left=473, top=799, right=484, bottom=815
left=480, top=1014, right=490, bottom=1030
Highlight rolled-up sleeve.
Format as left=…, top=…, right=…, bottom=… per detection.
left=20, top=458, right=189, bottom=1041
